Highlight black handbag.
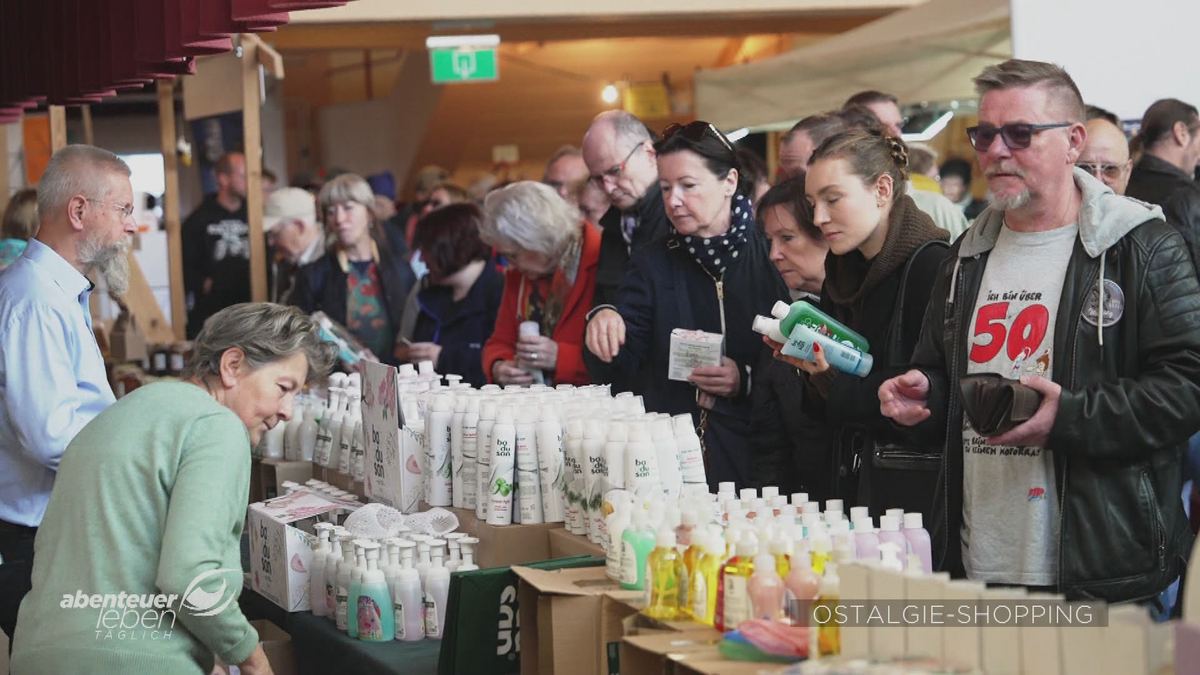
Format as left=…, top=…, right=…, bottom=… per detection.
left=829, top=240, right=948, bottom=519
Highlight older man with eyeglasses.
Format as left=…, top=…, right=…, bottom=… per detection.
left=580, top=110, right=671, bottom=393
left=879, top=59, right=1200, bottom=608
left=0, top=145, right=136, bottom=647
left=1077, top=115, right=1132, bottom=195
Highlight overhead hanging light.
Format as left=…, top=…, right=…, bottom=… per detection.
left=602, top=84, right=619, bottom=104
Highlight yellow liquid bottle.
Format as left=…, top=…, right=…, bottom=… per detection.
left=690, top=532, right=722, bottom=626
left=721, top=536, right=758, bottom=631
left=816, top=562, right=841, bottom=656
left=644, top=529, right=685, bottom=620
left=810, top=534, right=832, bottom=576
left=769, top=536, right=791, bottom=579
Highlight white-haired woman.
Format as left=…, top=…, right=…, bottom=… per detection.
left=480, top=181, right=601, bottom=386
left=291, top=173, right=415, bottom=364
left=11, top=303, right=336, bottom=675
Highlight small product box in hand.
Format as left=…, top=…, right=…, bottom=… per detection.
left=667, top=329, right=724, bottom=382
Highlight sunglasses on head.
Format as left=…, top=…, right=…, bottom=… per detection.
left=966, top=122, right=1072, bottom=151
left=660, top=121, right=734, bottom=153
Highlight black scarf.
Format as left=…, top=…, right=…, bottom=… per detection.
left=670, top=192, right=753, bottom=277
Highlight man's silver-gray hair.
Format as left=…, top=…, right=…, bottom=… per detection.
left=183, top=303, right=338, bottom=385
left=480, top=181, right=581, bottom=261
left=37, top=145, right=131, bottom=218
left=590, top=110, right=654, bottom=148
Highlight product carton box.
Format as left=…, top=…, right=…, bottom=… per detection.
left=247, top=491, right=348, bottom=612
left=215, top=620, right=296, bottom=675
left=514, top=565, right=634, bottom=675
left=867, top=566, right=906, bottom=659
left=449, top=506, right=563, bottom=568
left=838, top=561, right=872, bottom=658
left=258, top=458, right=313, bottom=501
left=940, top=580, right=986, bottom=672
left=619, top=631, right=723, bottom=675
left=548, top=527, right=606, bottom=559
left=667, top=329, right=724, bottom=381
left=361, top=360, right=424, bottom=513
left=675, top=654, right=791, bottom=675
left=979, top=587, right=1024, bottom=675
left=1059, top=601, right=1108, bottom=675
left=904, top=571, right=950, bottom=660
left=1105, top=605, right=1172, bottom=675
left=108, top=311, right=148, bottom=362
left=1019, top=592, right=1063, bottom=675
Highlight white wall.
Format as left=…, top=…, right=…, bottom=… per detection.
left=1011, top=0, right=1200, bottom=121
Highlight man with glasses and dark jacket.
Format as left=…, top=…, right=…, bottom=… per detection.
left=581, top=110, right=671, bottom=392
left=879, top=59, right=1200, bottom=608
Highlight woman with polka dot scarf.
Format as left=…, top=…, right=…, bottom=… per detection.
left=584, top=121, right=789, bottom=490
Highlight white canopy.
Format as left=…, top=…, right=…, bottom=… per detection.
left=695, top=0, right=1011, bottom=130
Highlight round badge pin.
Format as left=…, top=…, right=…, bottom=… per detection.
left=1082, top=279, right=1124, bottom=328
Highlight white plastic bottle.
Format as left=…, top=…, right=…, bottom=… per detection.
left=450, top=394, right=468, bottom=509
left=316, top=388, right=344, bottom=469
left=582, top=418, right=608, bottom=543
left=262, top=420, right=286, bottom=459
left=650, top=416, right=683, bottom=499
left=336, top=392, right=357, bottom=475
left=879, top=543, right=904, bottom=572
left=424, top=552, right=451, bottom=639
left=310, top=523, right=334, bottom=617
left=415, top=541, right=434, bottom=590
left=460, top=395, right=480, bottom=511
left=563, top=417, right=587, bottom=535
left=284, top=402, right=306, bottom=460
left=624, top=419, right=662, bottom=499
left=515, top=405, right=544, bottom=524
left=672, top=414, right=707, bottom=487
left=350, top=415, right=366, bottom=482
left=335, top=534, right=357, bottom=632
left=487, top=404, right=517, bottom=525
left=392, top=541, right=425, bottom=642
left=458, top=536, right=480, bottom=572
left=853, top=517, right=881, bottom=561
left=518, top=320, right=547, bottom=385
left=536, top=404, right=566, bottom=523
left=357, top=542, right=394, bottom=642
left=298, top=400, right=319, bottom=462
left=382, top=539, right=403, bottom=595
left=324, top=532, right=348, bottom=622
left=605, top=494, right=632, bottom=581
left=902, top=512, right=933, bottom=574
left=475, top=398, right=498, bottom=521
left=426, top=393, right=454, bottom=506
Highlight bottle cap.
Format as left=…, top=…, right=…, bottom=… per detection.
left=650, top=417, right=675, bottom=440
left=903, top=512, right=924, bottom=530
left=740, top=488, right=758, bottom=502
left=752, top=315, right=780, bottom=337
left=791, top=492, right=809, bottom=506
left=657, top=528, right=676, bottom=548
left=771, top=300, right=791, bottom=319
left=718, top=481, right=736, bottom=494
left=801, top=512, right=822, bottom=529
left=830, top=519, right=851, bottom=536
left=680, top=510, right=698, bottom=527
left=770, top=496, right=788, bottom=509
left=886, top=508, right=905, bottom=521
left=736, top=534, right=759, bottom=558
left=671, top=413, right=696, bottom=436
left=880, top=515, right=901, bottom=532
left=753, top=554, right=777, bottom=574
left=398, top=363, right=417, bottom=379
left=418, top=361, right=435, bottom=376
left=495, top=404, right=515, bottom=425
left=825, top=499, right=844, bottom=515
left=761, top=486, right=780, bottom=500
left=849, top=506, right=871, bottom=523
left=803, top=501, right=821, bottom=515
left=852, top=517, right=875, bottom=533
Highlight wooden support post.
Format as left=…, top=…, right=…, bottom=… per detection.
left=158, top=80, right=187, bottom=340
left=49, top=106, right=68, bottom=152
left=0, top=123, right=9, bottom=213
left=82, top=105, right=95, bottom=146
left=241, top=35, right=268, bottom=303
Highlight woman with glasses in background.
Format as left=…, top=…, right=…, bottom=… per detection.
left=291, top=173, right=415, bottom=365
left=585, top=121, right=789, bottom=489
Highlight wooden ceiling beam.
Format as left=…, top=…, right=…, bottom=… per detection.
left=266, top=12, right=887, bottom=51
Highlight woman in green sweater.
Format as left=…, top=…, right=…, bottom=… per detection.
left=10, top=303, right=336, bottom=675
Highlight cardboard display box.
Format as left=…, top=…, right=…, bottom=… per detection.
left=259, top=458, right=313, bottom=501
left=619, top=631, right=724, bottom=675
left=514, top=565, right=635, bottom=675
left=548, top=527, right=606, bottom=559
left=449, top=507, right=565, bottom=569
left=674, top=652, right=791, bottom=675
left=216, top=620, right=296, bottom=675
left=247, top=491, right=349, bottom=612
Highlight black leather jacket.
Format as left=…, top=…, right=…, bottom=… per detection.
left=906, top=169, right=1200, bottom=602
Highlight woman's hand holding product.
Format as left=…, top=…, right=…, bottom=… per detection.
left=689, top=357, right=741, bottom=398
left=515, top=334, right=558, bottom=372
left=493, top=360, right=535, bottom=386
left=585, top=309, right=626, bottom=362
left=762, top=334, right=832, bottom=374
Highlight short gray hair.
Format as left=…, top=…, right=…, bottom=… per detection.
left=480, top=181, right=581, bottom=260
left=973, top=59, right=1085, bottom=122
left=37, top=145, right=131, bottom=218
left=544, top=145, right=582, bottom=179
left=591, top=110, right=654, bottom=148
left=183, top=303, right=337, bottom=385
left=318, top=174, right=375, bottom=220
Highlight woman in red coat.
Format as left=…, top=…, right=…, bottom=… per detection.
left=480, top=181, right=601, bottom=386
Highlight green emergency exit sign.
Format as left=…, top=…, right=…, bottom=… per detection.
left=426, top=35, right=500, bottom=84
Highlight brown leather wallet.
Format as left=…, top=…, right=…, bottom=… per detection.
left=959, top=374, right=1043, bottom=436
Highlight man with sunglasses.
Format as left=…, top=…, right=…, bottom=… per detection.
left=879, top=59, right=1200, bottom=608
left=0, top=145, right=135, bottom=649
left=1077, top=115, right=1132, bottom=195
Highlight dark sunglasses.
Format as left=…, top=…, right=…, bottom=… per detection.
left=660, top=121, right=734, bottom=152
left=966, top=122, right=1072, bottom=151
left=1076, top=162, right=1125, bottom=182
